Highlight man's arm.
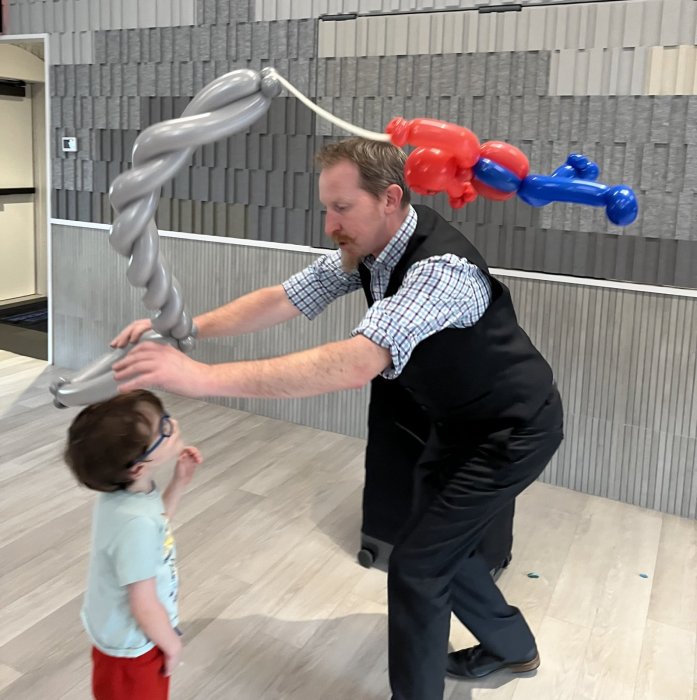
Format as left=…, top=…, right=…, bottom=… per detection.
left=202, top=334, right=391, bottom=397
left=199, top=252, right=362, bottom=337
left=111, top=285, right=301, bottom=347
left=194, top=285, right=301, bottom=339
left=113, top=334, right=391, bottom=398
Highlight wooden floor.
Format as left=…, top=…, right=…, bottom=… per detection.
left=0, top=350, right=695, bottom=700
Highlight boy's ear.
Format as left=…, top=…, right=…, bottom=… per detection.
left=128, top=462, right=146, bottom=480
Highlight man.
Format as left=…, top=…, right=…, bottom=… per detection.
left=113, top=138, right=564, bottom=700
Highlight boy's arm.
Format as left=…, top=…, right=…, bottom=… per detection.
left=128, top=578, right=182, bottom=676
left=162, top=447, right=202, bottom=519
left=161, top=478, right=186, bottom=520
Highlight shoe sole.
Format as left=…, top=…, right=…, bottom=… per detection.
left=446, top=653, right=540, bottom=680
left=508, top=653, right=540, bottom=673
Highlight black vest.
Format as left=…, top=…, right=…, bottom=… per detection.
left=359, top=205, right=554, bottom=439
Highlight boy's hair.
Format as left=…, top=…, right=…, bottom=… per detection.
left=315, top=138, right=411, bottom=207
left=64, top=390, right=164, bottom=493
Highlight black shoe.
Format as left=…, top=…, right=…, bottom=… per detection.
left=446, top=644, right=540, bottom=680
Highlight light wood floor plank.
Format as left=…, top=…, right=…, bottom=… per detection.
left=647, top=514, right=697, bottom=632
left=511, top=616, right=591, bottom=700
left=0, top=666, right=20, bottom=696
left=573, top=626, right=644, bottom=700
left=546, top=497, right=662, bottom=630
left=633, top=619, right=695, bottom=700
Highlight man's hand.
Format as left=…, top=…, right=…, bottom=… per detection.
left=174, top=447, right=203, bottom=486
left=111, top=319, right=153, bottom=348
left=112, top=342, right=212, bottom=396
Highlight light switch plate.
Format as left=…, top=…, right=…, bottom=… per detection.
left=62, top=136, right=77, bottom=152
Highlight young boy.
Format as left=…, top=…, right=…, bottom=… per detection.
left=64, top=389, right=203, bottom=700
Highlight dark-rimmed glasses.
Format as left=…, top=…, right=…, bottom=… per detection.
left=130, top=414, right=173, bottom=465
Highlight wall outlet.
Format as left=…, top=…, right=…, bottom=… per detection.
left=62, top=136, right=77, bottom=152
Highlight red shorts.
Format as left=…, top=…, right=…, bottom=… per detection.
left=92, top=645, right=170, bottom=700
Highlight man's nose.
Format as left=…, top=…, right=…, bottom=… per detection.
left=325, top=212, right=340, bottom=236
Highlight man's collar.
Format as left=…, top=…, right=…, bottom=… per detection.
left=363, top=205, right=417, bottom=270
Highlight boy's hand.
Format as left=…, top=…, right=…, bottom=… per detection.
left=174, top=447, right=203, bottom=486
left=163, top=636, right=183, bottom=676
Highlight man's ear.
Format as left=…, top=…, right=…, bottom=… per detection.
left=384, top=184, right=404, bottom=212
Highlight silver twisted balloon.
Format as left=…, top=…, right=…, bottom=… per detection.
left=51, top=68, right=282, bottom=408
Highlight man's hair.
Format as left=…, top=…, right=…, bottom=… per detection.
left=64, top=390, right=164, bottom=493
left=316, top=138, right=411, bottom=207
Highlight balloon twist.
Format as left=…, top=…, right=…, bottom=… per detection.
left=51, top=68, right=282, bottom=407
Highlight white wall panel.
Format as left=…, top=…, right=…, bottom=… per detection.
left=317, top=0, right=697, bottom=58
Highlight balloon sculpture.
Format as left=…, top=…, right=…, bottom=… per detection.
left=386, top=117, right=638, bottom=226
left=50, top=67, right=638, bottom=408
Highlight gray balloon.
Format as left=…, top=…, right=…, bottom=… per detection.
left=52, top=69, right=282, bottom=408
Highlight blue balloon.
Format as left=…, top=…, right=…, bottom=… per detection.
left=473, top=158, right=521, bottom=193
left=472, top=152, right=638, bottom=226
left=606, top=185, right=639, bottom=227
left=553, top=154, right=600, bottom=182
left=518, top=174, right=638, bottom=226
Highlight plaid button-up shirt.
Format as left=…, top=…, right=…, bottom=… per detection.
left=282, top=206, right=492, bottom=379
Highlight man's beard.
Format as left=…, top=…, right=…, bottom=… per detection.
left=339, top=247, right=361, bottom=273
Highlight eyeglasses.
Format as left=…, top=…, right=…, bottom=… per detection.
left=130, top=414, right=173, bottom=465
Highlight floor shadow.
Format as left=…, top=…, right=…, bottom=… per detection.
left=176, top=613, right=391, bottom=700
left=175, top=613, right=521, bottom=700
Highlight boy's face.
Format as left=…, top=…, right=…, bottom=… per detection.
left=137, top=402, right=184, bottom=469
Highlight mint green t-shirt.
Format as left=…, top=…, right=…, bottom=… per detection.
left=81, top=486, right=179, bottom=657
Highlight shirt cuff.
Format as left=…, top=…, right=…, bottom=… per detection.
left=281, top=277, right=321, bottom=320
left=351, top=324, right=400, bottom=380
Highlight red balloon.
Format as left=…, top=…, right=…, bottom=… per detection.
left=404, top=147, right=477, bottom=208
left=473, top=141, right=529, bottom=201
left=450, top=182, right=478, bottom=208
left=479, top=141, right=529, bottom=179
left=404, top=147, right=456, bottom=195
left=472, top=180, right=515, bottom=201
left=387, top=117, right=480, bottom=169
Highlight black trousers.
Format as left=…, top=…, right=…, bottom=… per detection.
left=388, top=386, right=564, bottom=700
